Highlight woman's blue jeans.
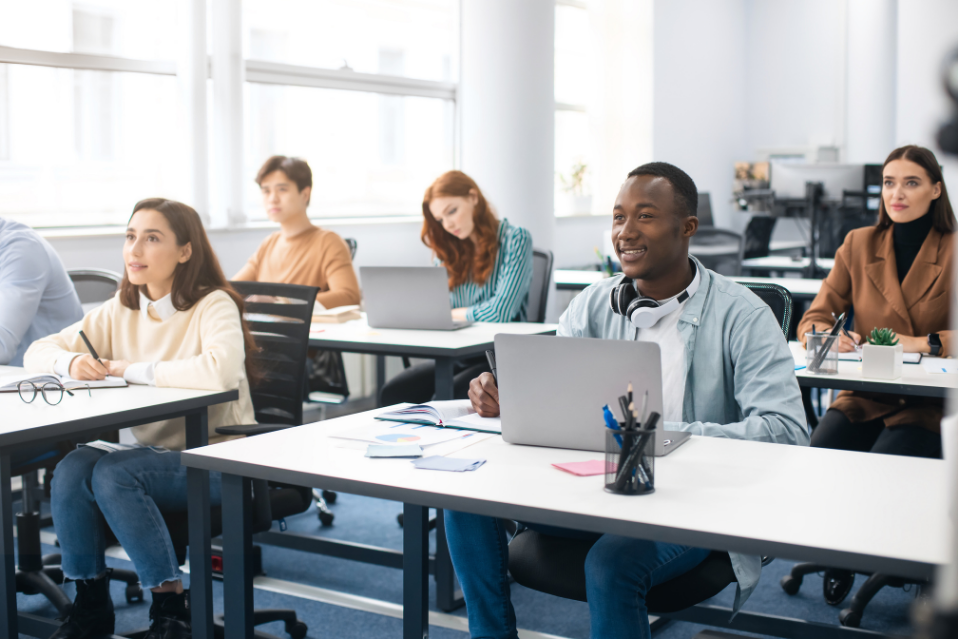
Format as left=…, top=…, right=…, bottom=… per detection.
left=51, top=446, right=222, bottom=589
left=444, top=511, right=710, bottom=639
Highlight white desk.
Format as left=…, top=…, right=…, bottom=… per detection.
left=308, top=315, right=556, bottom=399
left=182, top=407, right=948, bottom=638
left=742, top=256, right=835, bottom=275
left=0, top=365, right=237, bottom=639
left=554, top=269, right=607, bottom=291
left=790, top=342, right=957, bottom=398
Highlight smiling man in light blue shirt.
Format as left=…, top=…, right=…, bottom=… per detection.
left=450, top=163, right=808, bottom=639
left=0, top=217, right=83, bottom=367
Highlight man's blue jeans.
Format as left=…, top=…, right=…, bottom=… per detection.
left=444, top=511, right=710, bottom=639
left=51, top=446, right=222, bottom=589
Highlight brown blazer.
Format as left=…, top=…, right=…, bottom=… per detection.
left=797, top=224, right=954, bottom=432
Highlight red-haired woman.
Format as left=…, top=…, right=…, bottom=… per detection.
left=380, top=170, right=534, bottom=404
left=24, top=198, right=257, bottom=638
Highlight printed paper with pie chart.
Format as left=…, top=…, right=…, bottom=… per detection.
left=331, top=421, right=466, bottom=448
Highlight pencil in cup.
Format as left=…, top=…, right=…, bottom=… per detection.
left=605, top=428, right=655, bottom=495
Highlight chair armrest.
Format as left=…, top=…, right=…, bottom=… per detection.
left=215, top=423, right=295, bottom=437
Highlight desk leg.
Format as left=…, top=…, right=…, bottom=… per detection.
left=0, top=449, right=17, bottom=638
left=403, top=503, right=429, bottom=639
left=185, top=410, right=214, bottom=639
left=433, top=356, right=454, bottom=401
left=222, top=474, right=254, bottom=639
left=376, top=355, right=387, bottom=407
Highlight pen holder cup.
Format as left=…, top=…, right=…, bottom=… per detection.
left=605, top=428, right=655, bottom=496
left=805, top=333, right=839, bottom=375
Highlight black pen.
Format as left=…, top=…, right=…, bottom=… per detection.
left=78, top=330, right=102, bottom=363
left=485, top=349, right=498, bottom=384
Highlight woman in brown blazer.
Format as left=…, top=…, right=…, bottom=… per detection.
left=797, top=144, right=954, bottom=459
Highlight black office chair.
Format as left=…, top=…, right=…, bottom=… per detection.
left=505, top=281, right=791, bottom=621
left=690, top=229, right=744, bottom=277
left=527, top=248, right=554, bottom=324
left=126, top=282, right=320, bottom=638
left=67, top=268, right=123, bottom=314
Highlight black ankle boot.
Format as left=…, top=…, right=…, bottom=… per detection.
left=145, top=589, right=191, bottom=639
left=50, top=572, right=115, bottom=639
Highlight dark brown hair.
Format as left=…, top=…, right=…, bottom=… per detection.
left=120, top=198, right=260, bottom=384
left=421, top=171, right=500, bottom=289
left=256, top=156, right=313, bottom=205
left=877, top=145, right=955, bottom=233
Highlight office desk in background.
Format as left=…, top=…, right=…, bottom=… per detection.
left=0, top=365, right=237, bottom=639
left=741, top=256, right=835, bottom=276
left=308, top=314, right=557, bottom=400
left=790, top=342, right=957, bottom=398
left=182, top=406, right=948, bottom=639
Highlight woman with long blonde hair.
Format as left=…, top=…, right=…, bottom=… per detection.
left=380, top=170, right=534, bottom=403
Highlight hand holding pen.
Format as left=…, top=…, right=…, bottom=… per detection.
left=69, top=331, right=109, bottom=381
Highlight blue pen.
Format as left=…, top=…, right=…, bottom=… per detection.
left=795, top=365, right=806, bottom=371
left=602, top=405, right=623, bottom=447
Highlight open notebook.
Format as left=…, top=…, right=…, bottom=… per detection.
left=838, top=351, right=922, bottom=364
left=0, top=372, right=128, bottom=391
left=375, top=400, right=502, bottom=434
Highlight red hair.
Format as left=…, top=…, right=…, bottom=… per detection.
left=421, top=171, right=500, bottom=289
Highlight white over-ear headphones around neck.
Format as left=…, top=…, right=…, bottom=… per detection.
left=609, top=260, right=701, bottom=329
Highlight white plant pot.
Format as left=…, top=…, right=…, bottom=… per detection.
left=861, top=343, right=903, bottom=379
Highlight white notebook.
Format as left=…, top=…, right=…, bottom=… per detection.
left=0, top=373, right=128, bottom=391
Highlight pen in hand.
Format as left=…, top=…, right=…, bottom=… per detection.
left=78, top=330, right=102, bottom=363
left=484, top=349, right=498, bottom=384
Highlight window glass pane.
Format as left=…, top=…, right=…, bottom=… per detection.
left=555, top=3, right=591, bottom=106
left=243, top=0, right=457, bottom=82
left=245, top=83, right=454, bottom=219
left=0, top=0, right=177, bottom=60
left=0, top=64, right=189, bottom=227
left=555, top=109, right=593, bottom=216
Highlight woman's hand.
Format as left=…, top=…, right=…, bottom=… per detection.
left=897, top=334, right=929, bottom=354
left=452, top=307, right=469, bottom=322
left=468, top=372, right=500, bottom=417
left=838, top=330, right=862, bottom=352
left=69, top=354, right=109, bottom=381
left=105, top=360, right=132, bottom=378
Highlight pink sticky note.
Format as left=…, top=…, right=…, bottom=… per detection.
left=552, top=460, right=607, bottom=477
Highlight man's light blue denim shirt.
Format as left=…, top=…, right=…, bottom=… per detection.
left=558, top=256, right=809, bottom=610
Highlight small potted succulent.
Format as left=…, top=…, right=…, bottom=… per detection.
left=861, top=327, right=903, bottom=380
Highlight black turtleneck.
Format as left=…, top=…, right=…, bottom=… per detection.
left=893, top=210, right=934, bottom=282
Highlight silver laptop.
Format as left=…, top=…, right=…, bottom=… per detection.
left=496, top=334, right=691, bottom=456
left=361, top=267, right=473, bottom=331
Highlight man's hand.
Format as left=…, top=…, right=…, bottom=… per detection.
left=838, top=330, right=862, bottom=352
left=69, top=354, right=108, bottom=381
left=468, top=372, right=500, bottom=417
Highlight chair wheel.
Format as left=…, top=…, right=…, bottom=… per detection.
left=126, top=584, right=144, bottom=603
left=319, top=511, right=335, bottom=526
left=823, top=569, right=855, bottom=606
left=322, top=490, right=337, bottom=504
left=397, top=513, right=404, bottom=527
left=780, top=575, right=802, bottom=595
left=286, top=620, right=308, bottom=638
left=839, top=608, right=861, bottom=627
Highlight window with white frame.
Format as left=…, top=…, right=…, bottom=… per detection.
left=0, top=0, right=187, bottom=228
left=553, top=0, right=653, bottom=217
left=241, top=0, right=458, bottom=221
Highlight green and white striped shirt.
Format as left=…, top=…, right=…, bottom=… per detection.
left=442, top=218, right=534, bottom=322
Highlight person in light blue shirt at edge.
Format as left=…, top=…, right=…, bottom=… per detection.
left=0, top=217, right=83, bottom=367
left=379, top=170, right=533, bottom=405
left=448, top=162, right=809, bottom=639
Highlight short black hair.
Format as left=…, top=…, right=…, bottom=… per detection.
left=626, top=162, right=698, bottom=218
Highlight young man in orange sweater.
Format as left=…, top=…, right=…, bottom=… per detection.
left=234, top=156, right=361, bottom=309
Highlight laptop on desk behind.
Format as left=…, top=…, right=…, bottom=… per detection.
left=495, top=334, right=691, bottom=456
left=361, top=266, right=473, bottom=331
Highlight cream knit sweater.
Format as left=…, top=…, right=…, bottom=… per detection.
left=24, top=289, right=255, bottom=450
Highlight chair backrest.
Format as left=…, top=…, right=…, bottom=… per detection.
left=527, top=248, right=554, bottom=323
left=344, top=237, right=358, bottom=260
left=740, top=282, right=792, bottom=337
left=696, top=192, right=714, bottom=226
left=230, top=281, right=319, bottom=426
left=689, top=228, right=744, bottom=277
left=68, top=269, right=123, bottom=311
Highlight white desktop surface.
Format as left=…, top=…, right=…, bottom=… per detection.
left=732, top=277, right=822, bottom=297
left=790, top=342, right=957, bottom=396
left=0, top=365, right=238, bottom=446
left=742, top=256, right=835, bottom=272
left=553, top=269, right=608, bottom=288
left=183, top=406, right=947, bottom=580
left=309, top=314, right=557, bottom=353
